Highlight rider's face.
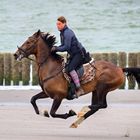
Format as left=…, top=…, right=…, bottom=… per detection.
left=56, top=21, right=66, bottom=31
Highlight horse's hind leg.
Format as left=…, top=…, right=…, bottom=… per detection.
left=91, top=90, right=98, bottom=106
left=30, top=91, right=49, bottom=115
left=91, top=83, right=108, bottom=107
left=50, top=98, right=76, bottom=119
left=76, top=90, right=98, bottom=118
left=70, top=84, right=108, bottom=128
left=70, top=91, right=100, bottom=128
left=85, top=84, right=108, bottom=118
left=78, top=90, right=107, bottom=118
left=101, top=93, right=107, bottom=109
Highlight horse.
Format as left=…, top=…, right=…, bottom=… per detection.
left=14, top=30, right=140, bottom=128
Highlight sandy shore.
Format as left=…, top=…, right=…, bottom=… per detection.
left=0, top=89, right=140, bottom=140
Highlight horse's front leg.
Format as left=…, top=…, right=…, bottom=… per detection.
left=30, top=91, right=49, bottom=116
left=49, top=98, right=76, bottom=119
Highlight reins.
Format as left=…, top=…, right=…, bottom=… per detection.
left=17, top=46, right=36, bottom=62
left=17, top=47, right=65, bottom=85
left=42, top=60, right=66, bottom=83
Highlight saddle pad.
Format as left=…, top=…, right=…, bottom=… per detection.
left=80, top=59, right=96, bottom=84
left=63, top=59, right=96, bottom=84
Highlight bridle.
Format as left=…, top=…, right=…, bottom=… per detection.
left=17, top=34, right=48, bottom=64
left=17, top=45, right=36, bottom=62
left=16, top=34, right=65, bottom=85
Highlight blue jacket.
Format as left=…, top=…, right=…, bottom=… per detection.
left=56, top=25, right=84, bottom=56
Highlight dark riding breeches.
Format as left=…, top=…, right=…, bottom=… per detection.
left=67, top=53, right=83, bottom=72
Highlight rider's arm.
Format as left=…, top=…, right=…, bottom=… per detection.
left=56, top=31, right=72, bottom=52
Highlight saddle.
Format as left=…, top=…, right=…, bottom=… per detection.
left=78, top=59, right=96, bottom=84
left=63, top=58, right=96, bottom=100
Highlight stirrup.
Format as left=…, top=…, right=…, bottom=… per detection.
left=72, top=88, right=84, bottom=99
left=77, top=88, right=84, bottom=96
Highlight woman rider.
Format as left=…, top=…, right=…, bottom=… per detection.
left=51, top=16, right=88, bottom=98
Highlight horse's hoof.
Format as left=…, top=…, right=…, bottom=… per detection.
left=70, top=123, right=78, bottom=128
left=44, top=110, right=50, bottom=117
left=36, top=111, right=40, bottom=115
left=69, top=110, right=77, bottom=116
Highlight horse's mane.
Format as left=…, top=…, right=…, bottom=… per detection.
left=41, top=33, right=64, bottom=61
left=43, top=33, right=56, bottom=47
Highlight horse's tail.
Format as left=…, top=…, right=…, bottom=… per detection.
left=122, top=67, right=140, bottom=84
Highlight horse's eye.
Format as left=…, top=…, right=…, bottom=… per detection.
left=27, top=41, right=30, bottom=44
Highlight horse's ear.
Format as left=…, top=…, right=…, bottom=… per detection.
left=36, top=29, right=41, bottom=35
left=34, top=29, right=41, bottom=37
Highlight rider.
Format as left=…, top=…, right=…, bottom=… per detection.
left=51, top=16, right=88, bottom=98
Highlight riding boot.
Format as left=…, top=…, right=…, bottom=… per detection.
left=69, top=70, right=84, bottom=98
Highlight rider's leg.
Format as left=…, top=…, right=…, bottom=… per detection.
left=69, top=70, right=84, bottom=98
left=68, top=54, right=84, bottom=98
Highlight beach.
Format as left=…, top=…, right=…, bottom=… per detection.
left=0, top=89, right=140, bottom=140
left=1, top=0, right=140, bottom=139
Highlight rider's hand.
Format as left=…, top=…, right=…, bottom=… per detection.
left=51, top=46, right=57, bottom=52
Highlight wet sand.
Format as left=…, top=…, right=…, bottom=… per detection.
left=0, top=89, right=140, bottom=140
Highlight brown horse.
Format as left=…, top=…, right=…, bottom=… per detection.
left=14, top=30, right=140, bottom=127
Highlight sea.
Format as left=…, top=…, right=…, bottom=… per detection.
left=0, top=0, right=140, bottom=53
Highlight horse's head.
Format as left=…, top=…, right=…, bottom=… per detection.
left=14, top=30, right=41, bottom=61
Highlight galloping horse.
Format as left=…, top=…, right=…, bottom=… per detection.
left=14, top=30, right=140, bottom=128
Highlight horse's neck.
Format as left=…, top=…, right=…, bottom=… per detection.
left=35, top=40, right=62, bottom=71
left=35, top=39, right=50, bottom=64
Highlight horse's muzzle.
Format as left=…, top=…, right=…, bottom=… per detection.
left=14, top=53, right=18, bottom=60
left=13, top=53, right=24, bottom=61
